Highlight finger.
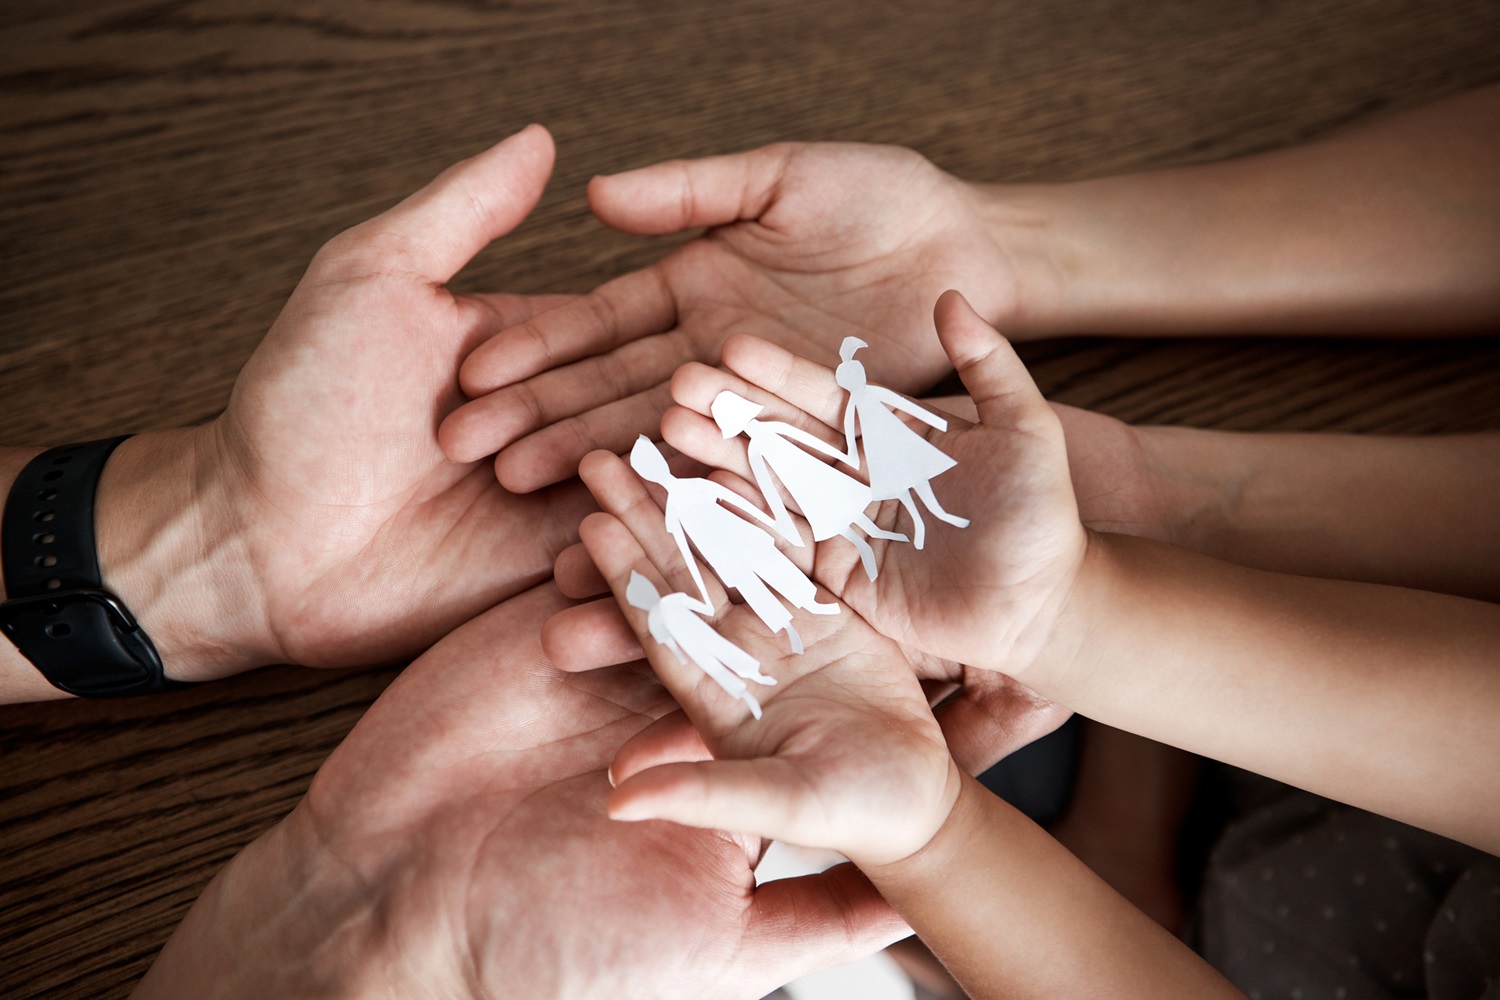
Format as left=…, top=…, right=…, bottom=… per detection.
left=462, top=291, right=576, bottom=339
left=660, top=405, right=756, bottom=483
left=445, top=293, right=579, bottom=379
left=554, top=541, right=608, bottom=598
left=609, top=757, right=813, bottom=842
left=458, top=267, right=677, bottom=397
left=587, top=143, right=798, bottom=235
left=719, top=333, right=848, bottom=426
left=351, top=124, right=556, bottom=284
left=609, top=710, right=712, bottom=787
left=540, top=597, right=642, bottom=672
left=577, top=511, right=734, bottom=717
left=743, top=864, right=911, bottom=987
left=669, top=361, right=848, bottom=444
left=577, top=452, right=726, bottom=604
left=444, top=332, right=687, bottom=470
left=934, top=289, right=1048, bottom=427
left=493, top=382, right=677, bottom=493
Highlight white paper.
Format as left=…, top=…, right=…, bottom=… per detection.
left=835, top=337, right=969, bottom=549
left=712, top=390, right=906, bottom=580
left=630, top=437, right=838, bottom=655
left=626, top=571, right=772, bottom=719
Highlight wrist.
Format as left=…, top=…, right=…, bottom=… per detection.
left=859, top=770, right=1003, bottom=890
left=844, top=756, right=965, bottom=871
left=95, top=427, right=278, bottom=683
left=1131, top=424, right=1241, bottom=554
left=135, top=806, right=394, bottom=1000
left=966, top=181, right=1075, bottom=339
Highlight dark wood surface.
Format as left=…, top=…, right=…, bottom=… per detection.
left=2, top=2, right=1498, bottom=996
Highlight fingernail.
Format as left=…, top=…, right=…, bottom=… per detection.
left=606, top=765, right=616, bottom=789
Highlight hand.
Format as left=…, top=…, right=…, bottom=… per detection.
left=102, top=126, right=598, bottom=679
left=560, top=449, right=962, bottom=869
left=135, top=583, right=908, bottom=999
left=664, top=290, right=1089, bottom=683
left=438, top=141, right=1023, bottom=492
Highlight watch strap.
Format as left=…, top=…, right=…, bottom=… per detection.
left=0, top=438, right=184, bottom=697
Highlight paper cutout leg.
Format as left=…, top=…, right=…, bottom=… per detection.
left=627, top=572, right=773, bottom=719
left=834, top=339, right=969, bottom=550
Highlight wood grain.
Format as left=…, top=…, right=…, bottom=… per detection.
left=1, top=1, right=1498, bottom=995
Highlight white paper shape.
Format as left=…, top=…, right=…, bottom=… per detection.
left=630, top=437, right=838, bottom=655
left=712, top=391, right=906, bottom=581
left=626, top=571, right=772, bottom=719
left=835, top=338, right=970, bottom=549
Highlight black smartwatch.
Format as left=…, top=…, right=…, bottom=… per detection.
left=0, top=437, right=185, bottom=697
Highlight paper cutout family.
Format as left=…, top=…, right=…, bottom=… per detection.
left=627, top=337, right=970, bottom=717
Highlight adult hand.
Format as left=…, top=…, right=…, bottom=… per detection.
left=135, top=584, right=907, bottom=999
left=439, top=142, right=1026, bottom=492
left=96, top=126, right=596, bottom=681
left=665, top=291, right=1088, bottom=684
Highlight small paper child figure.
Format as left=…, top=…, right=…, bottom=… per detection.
left=836, top=337, right=970, bottom=549
left=625, top=571, right=774, bottom=719
left=630, top=437, right=838, bottom=655
left=711, top=390, right=907, bottom=581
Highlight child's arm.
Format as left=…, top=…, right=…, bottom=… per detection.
left=567, top=448, right=1244, bottom=1000
left=1028, top=528, right=1500, bottom=854
left=865, top=773, right=1242, bottom=1000
left=669, top=295, right=1500, bottom=853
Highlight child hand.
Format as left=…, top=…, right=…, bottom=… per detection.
left=665, top=290, right=1089, bottom=684
left=562, top=448, right=962, bottom=868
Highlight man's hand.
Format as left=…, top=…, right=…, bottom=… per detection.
left=135, top=583, right=908, bottom=999
left=438, top=142, right=1027, bottom=492
left=94, top=126, right=598, bottom=681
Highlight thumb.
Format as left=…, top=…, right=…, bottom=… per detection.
left=608, top=758, right=806, bottom=843
left=355, top=124, right=555, bottom=283
left=741, top=864, right=911, bottom=987
left=588, top=144, right=796, bottom=235
left=934, top=289, right=1049, bottom=428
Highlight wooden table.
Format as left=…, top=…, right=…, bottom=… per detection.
left=2, top=2, right=1498, bottom=995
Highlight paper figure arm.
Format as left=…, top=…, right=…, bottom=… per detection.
left=871, top=386, right=950, bottom=431
left=768, top=420, right=858, bottom=468
left=747, top=444, right=804, bottom=546
left=705, top=479, right=805, bottom=548
left=664, top=509, right=717, bottom=613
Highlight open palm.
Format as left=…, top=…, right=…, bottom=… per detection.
left=566, top=449, right=961, bottom=868
left=665, top=291, right=1088, bottom=683
left=144, top=583, right=907, bottom=999
left=440, top=142, right=1019, bottom=492
left=201, top=127, right=595, bottom=669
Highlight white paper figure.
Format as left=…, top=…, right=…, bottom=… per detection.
left=630, top=437, right=838, bottom=655
left=711, top=391, right=906, bottom=581
left=626, top=571, right=773, bottom=719
left=835, top=338, right=970, bottom=549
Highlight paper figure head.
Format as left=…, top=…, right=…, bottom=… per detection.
left=625, top=570, right=661, bottom=612
left=630, top=436, right=671, bottom=484
left=711, top=391, right=764, bottom=439
left=836, top=337, right=868, bottom=392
